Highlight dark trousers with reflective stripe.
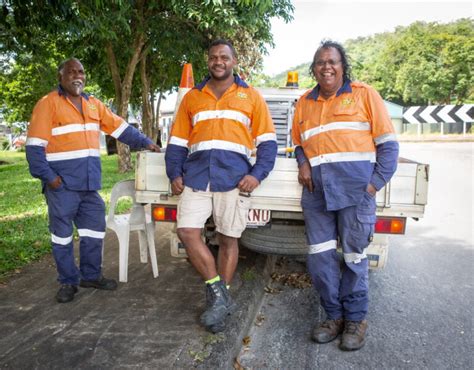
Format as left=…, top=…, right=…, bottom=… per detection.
left=302, top=190, right=375, bottom=321
left=45, top=186, right=106, bottom=285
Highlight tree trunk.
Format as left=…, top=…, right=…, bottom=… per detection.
left=105, top=31, right=146, bottom=173
left=140, top=51, right=154, bottom=140
left=154, top=90, right=164, bottom=146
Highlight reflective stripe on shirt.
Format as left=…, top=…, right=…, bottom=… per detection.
left=169, top=136, right=189, bottom=147
left=189, top=139, right=252, bottom=158
left=51, top=123, right=100, bottom=136
left=192, top=109, right=251, bottom=128
left=110, top=121, right=129, bottom=138
left=256, top=132, right=277, bottom=146
left=309, top=151, right=376, bottom=167
left=374, top=133, right=398, bottom=146
left=301, top=121, right=370, bottom=142
left=46, top=148, right=101, bottom=161
left=26, top=137, right=48, bottom=147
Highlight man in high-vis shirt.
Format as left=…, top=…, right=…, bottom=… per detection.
left=292, top=40, right=399, bottom=351
left=26, top=58, right=160, bottom=303
left=165, top=39, right=277, bottom=332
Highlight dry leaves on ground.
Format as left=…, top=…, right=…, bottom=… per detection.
left=271, top=272, right=312, bottom=289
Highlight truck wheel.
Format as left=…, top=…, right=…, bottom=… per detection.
left=240, top=224, right=308, bottom=255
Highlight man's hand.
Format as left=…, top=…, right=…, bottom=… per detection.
left=366, top=183, right=377, bottom=196
left=48, top=176, right=62, bottom=190
left=147, top=143, right=161, bottom=152
left=238, top=175, right=260, bottom=193
left=298, top=161, right=313, bottom=193
left=171, top=176, right=184, bottom=195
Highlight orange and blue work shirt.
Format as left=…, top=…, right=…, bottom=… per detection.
left=165, top=75, right=277, bottom=192
left=292, top=80, right=399, bottom=211
left=26, top=86, right=153, bottom=190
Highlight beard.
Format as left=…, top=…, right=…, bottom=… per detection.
left=209, top=67, right=233, bottom=81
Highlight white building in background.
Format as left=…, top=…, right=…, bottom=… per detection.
left=159, top=110, right=174, bottom=147
left=157, top=91, right=177, bottom=147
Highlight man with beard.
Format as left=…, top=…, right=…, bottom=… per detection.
left=26, top=58, right=160, bottom=303
left=165, top=39, right=277, bottom=332
left=292, top=40, right=399, bottom=350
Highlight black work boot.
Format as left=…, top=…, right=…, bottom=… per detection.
left=311, top=318, right=344, bottom=343
left=200, top=280, right=236, bottom=328
left=80, top=276, right=117, bottom=290
left=204, top=283, right=226, bottom=333
left=207, top=320, right=226, bottom=334
left=339, top=320, right=368, bottom=351
left=56, top=284, right=78, bottom=303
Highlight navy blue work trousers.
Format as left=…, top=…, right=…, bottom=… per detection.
left=302, top=189, right=376, bottom=321
left=45, top=186, right=106, bottom=285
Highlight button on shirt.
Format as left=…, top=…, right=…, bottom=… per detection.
left=292, top=80, right=399, bottom=211
left=165, top=75, right=277, bottom=192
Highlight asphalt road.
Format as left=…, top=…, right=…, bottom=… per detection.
left=238, top=142, right=473, bottom=369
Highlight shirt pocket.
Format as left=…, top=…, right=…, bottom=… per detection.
left=87, top=109, right=100, bottom=122
left=331, top=107, right=359, bottom=121
left=227, top=100, right=253, bottom=126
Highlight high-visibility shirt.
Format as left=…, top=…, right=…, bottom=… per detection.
left=292, top=80, right=399, bottom=211
left=165, top=75, right=277, bottom=192
left=26, top=86, right=153, bottom=190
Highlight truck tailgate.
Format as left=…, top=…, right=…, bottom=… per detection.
left=135, top=152, right=429, bottom=218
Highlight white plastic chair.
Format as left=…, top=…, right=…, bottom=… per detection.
left=106, top=180, right=159, bottom=282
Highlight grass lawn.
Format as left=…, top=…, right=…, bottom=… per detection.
left=0, top=151, right=136, bottom=280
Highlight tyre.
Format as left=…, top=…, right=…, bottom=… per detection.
left=240, top=224, right=308, bottom=255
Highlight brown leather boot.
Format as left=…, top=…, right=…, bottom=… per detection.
left=339, top=320, right=368, bottom=351
left=311, top=318, right=344, bottom=343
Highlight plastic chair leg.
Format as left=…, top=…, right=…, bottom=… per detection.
left=146, top=223, right=159, bottom=278
left=117, top=228, right=131, bottom=283
left=138, top=230, right=148, bottom=263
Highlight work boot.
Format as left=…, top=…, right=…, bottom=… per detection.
left=204, top=284, right=227, bottom=333
left=207, top=320, right=226, bottom=334
left=56, top=284, right=78, bottom=303
left=80, top=276, right=117, bottom=290
left=311, top=318, right=344, bottom=343
left=339, top=320, right=368, bottom=351
left=200, top=280, right=236, bottom=327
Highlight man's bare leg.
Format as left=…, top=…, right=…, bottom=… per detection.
left=217, top=233, right=239, bottom=284
left=177, top=228, right=217, bottom=280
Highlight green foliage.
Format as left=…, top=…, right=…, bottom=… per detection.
left=0, top=152, right=134, bottom=280
left=346, top=18, right=474, bottom=105
left=0, top=137, right=9, bottom=150
left=241, top=267, right=257, bottom=281
left=1, top=0, right=293, bottom=135
left=260, top=18, right=473, bottom=105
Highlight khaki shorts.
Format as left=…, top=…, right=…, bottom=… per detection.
left=177, top=186, right=251, bottom=238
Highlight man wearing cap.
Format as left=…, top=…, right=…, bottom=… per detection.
left=165, top=39, right=277, bottom=332
left=26, top=58, right=160, bottom=303
left=292, top=40, right=399, bottom=350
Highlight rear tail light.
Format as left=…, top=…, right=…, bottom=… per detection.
left=152, top=205, right=177, bottom=222
left=374, top=217, right=406, bottom=234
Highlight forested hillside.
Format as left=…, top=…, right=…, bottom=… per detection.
left=253, top=18, right=473, bottom=106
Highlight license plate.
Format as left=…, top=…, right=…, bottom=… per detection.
left=247, top=209, right=271, bottom=227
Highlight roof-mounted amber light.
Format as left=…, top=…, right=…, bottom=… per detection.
left=286, top=71, right=299, bottom=87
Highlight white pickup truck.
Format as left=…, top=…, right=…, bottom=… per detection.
left=135, top=87, right=429, bottom=269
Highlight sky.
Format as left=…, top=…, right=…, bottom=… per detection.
left=263, top=0, right=473, bottom=76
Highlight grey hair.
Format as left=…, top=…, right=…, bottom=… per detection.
left=57, top=58, right=82, bottom=75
